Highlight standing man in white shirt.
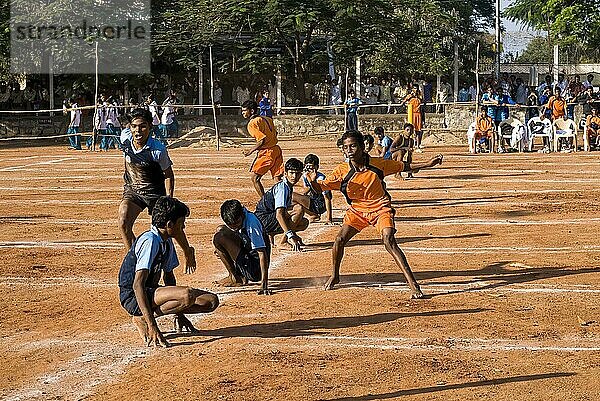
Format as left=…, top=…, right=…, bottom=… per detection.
left=66, top=98, right=82, bottom=150
left=160, top=91, right=179, bottom=139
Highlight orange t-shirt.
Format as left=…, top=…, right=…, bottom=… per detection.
left=476, top=116, right=494, bottom=137
left=547, top=96, right=566, bottom=120
left=587, top=115, right=600, bottom=131
left=248, top=116, right=278, bottom=149
left=407, top=96, right=422, bottom=114
left=319, top=156, right=405, bottom=213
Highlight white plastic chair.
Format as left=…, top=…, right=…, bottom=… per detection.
left=553, top=118, right=577, bottom=152
left=498, top=118, right=526, bottom=152
left=528, top=117, right=554, bottom=152
left=467, top=122, right=476, bottom=153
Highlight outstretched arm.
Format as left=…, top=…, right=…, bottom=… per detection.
left=275, top=208, right=303, bottom=251
left=405, top=154, right=443, bottom=171
left=257, top=249, right=271, bottom=295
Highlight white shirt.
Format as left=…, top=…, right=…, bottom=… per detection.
left=70, top=103, right=81, bottom=127
left=94, top=103, right=108, bottom=130
left=148, top=101, right=161, bottom=126
left=161, top=98, right=176, bottom=125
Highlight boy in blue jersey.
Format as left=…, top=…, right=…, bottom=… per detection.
left=213, top=199, right=272, bottom=294
left=118, top=196, right=219, bottom=347
left=345, top=89, right=361, bottom=130
left=374, top=126, right=393, bottom=159
left=295, top=154, right=333, bottom=224
left=255, top=158, right=309, bottom=251
left=118, top=108, right=196, bottom=273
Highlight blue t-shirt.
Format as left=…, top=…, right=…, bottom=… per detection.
left=255, top=178, right=293, bottom=214
left=118, top=225, right=179, bottom=290
left=378, top=136, right=393, bottom=159
left=242, top=208, right=268, bottom=250
left=303, top=171, right=329, bottom=199
left=346, top=97, right=361, bottom=113
left=259, top=97, right=273, bottom=118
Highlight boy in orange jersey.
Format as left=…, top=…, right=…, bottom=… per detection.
left=586, top=108, right=600, bottom=149
left=308, top=130, right=443, bottom=298
left=475, top=107, right=494, bottom=152
left=401, top=85, right=424, bottom=151
left=241, top=100, right=284, bottom=197
left=546, top=86, right=567, bottom=121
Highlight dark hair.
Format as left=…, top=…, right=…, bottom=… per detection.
left=151, top=196, right=190, bottom=228
left=241, top=100, right=258, bottom=114
left=285, top=158, right=304, bottom=172
left=363, top=133, right=374, bottom=146
left=374, top=126, right=384, bottom=136
left=220, top=199, right=244, bottom=226
left=304, top=153, right=320, bottom=167
left=127, top=108, right=153, bottom=125
left=336, top=137, right=344, bottom=147
left=403, top=122, right=415, bottom=130
left=342, top=130, right=365, bottom=150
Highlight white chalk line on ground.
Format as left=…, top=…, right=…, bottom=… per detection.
left=3, top=276, right=600, bottom=296
left=0, top=174, right=247, bottom=181
left=263, top=335, right=600, bottom=353
left=2, top=216, right=338, bottom=401
left=0, top=157, right=78, bottom=172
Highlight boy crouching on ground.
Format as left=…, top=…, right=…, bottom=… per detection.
left=118, top=196, right=219, bottom=347
left=213, top=199, right=273, bottom=295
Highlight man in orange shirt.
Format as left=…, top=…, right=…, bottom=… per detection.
left=475, top=107, right=494, bottom=152
left=546, top=86, right=566, bottom=121
left=241, top=100, right=284, bottom=197
left=586, top=107, right=600, bottom=149
left=401, top=85, right=424, bottom=152
left=309, top=130, right=443, bottom=299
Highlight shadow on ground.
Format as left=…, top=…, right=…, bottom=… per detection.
left=166, top=308, right=488, bottom=345
left=322, top=372, right=575, bottom=401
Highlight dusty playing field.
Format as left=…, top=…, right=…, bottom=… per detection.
left=1, top=140, right=600, bottom=401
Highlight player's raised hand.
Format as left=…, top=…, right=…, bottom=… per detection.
left=147, top=325, right=170, bottom=348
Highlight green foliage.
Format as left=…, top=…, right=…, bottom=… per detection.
left=505, top=0, right=600, bottom=53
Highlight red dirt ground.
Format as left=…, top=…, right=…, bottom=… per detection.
left=1, top=140, right=600, bottom=401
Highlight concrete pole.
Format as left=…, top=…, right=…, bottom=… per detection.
left=49, top=52, right=54, bottom=115
left=495, top=0, right=501, bottom=80
left=276, top=65, right=282, bottom=115
left=198, top=53, right=203, bottom=116
left=355, top=57, right=361, bottom=97
left=453, top=41, right=459, bottom=102
left=553, top=44, right=559, bottom=85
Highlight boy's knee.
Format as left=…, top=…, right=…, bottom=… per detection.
left=297, top=217, right=309, bottom=231
left=206, top=293, right=219, bottom=311
left=333, top=234, right=348, bottom=249
left=212, top=225, right=228, bottom=245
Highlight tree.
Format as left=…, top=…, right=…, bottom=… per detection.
left=505, top=0, right=600, bottom=63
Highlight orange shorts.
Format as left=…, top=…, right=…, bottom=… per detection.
left=343, top=206, right=395, bottom=234
left=250, top=145, right=284, bottom=178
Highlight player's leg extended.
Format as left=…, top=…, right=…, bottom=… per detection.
left=153, top=287, right=219, bottom=316
left=325, top=224, right=359, bottom=290
left=118, top=200, right=143, bottom=249
left=212, top=225, right=245, bottom=285
left=381, top=227, right=423, bottom=299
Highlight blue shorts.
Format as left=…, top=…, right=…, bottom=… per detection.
left=119, top=286, right=158, bottom=316
left=67, top=127, right=79, bottom=135
left=235, top=249, right=262, bottom=282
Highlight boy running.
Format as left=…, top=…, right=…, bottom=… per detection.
left=310, top=130, right=443, bottom=298
left=213, top=199, right=272, bottom=294
left=118, top=196, right=219, bottom=347
left=241, top=100, right=284, bottom=197
left=118, top=108, right=196, bottom=273
left=255, top=158, right=309, bottom=251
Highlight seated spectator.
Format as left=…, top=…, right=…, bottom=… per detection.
left=586, top=108, right=600, bottom=150
left=498, top=116, right=526, bottom=153
left=526, top=87, right=540, bottom=123
left=579, top=86, right=599, bottom=118
left=553, top=114, right=577, bottom=152
left=373, top=126, right=393, bottom=159
left=475, top=107, right=494, bottom=152
left=546, top=87, right=566, bottom=120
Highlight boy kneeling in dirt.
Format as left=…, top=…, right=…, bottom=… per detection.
left=213, top=199, right=273, bottom=295
left=118, top=196, right=219, bottom=347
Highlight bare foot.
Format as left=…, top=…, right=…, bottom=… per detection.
left=410, top=289, right=425, bottom=299
left=324, top=275, right=340, bottom=290
left=213, top=276, right=245, bottom=287
left=132, top=316, right=149, bottom=343
left=394, top=172, right=403, bottom=179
